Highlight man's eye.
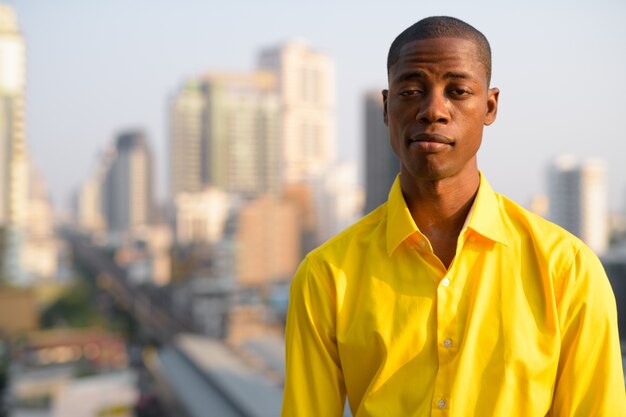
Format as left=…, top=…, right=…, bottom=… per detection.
left=399, top=89, right=422, bottom=96
left=450, top=88, right=470, bottom=96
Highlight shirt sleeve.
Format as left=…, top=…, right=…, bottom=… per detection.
left=551, top=244, right=626, bottom=416
left=281, top=256, right=347, bottom=417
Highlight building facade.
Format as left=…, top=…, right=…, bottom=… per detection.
left=202, top=72, right=280, bottom=195
left=547, top=155, right=609, bottom=254
left=76, top=146, right=116, bottom=239
left=0, top=5, right=28, bottom=283
left=235, top=196, right=301, bottom=287
left=0, top=4, right=26, bottom=227
left=175, top=187, right=230, bottom=245
left=363, top=90, right=398, bottom=214
left=258, top=41, right=336, bottom=184
left=21, top=166, right=59, bottom=280
left=314, top=161, right=364, bottom=244
left=169, top=79, right=205, bottom=199
left=103, top=131, right=154, bottom=242
left=169, top=72, right=281, bottom=200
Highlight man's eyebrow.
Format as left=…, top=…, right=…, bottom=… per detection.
left=394, top=71, right=473, bottom=82
left=394, top=71, right=425, bottom=83
left=444, top=71, right=471, bottom=80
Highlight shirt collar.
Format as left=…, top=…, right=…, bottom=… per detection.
left=466, top=173, right=510, bottom=247
left=386, top=172, right=509, bottom=256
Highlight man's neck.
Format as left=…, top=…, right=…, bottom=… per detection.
left=400, top=170, right=480, bottom=269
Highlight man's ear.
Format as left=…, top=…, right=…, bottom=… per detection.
left=382, top=89, right=389, bottom=126
left=484, top=87, right=499, bottom=126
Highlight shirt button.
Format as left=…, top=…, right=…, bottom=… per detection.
left=443, top=338, right=452, bottom=348
left=441, top=277, right=450, bottom=287
left=418, top=239, right=426, bottom=247
left=437, top=399, right=447, bottom=409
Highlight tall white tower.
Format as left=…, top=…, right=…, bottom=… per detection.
left=258, top=41, right=336, bottom=184
left=0, top=4, right=28, bottom=283
left=548, top=155, right=609, bottom=254
left=0, top=4, right=26, bottom=226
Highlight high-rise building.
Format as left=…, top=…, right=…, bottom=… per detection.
left=0, top=14, right=57, bottom=281
left=169, top=79, right=205, bottom=199
left=168, top=72, right=280, bottom=199
left=547, top=155, right=609, bottom=254
left=103, top=131, right=154, bottom=242
left=363, top=90, right=398, bottom=214
left=258, top=41, right=336, bottom=184
left=0, top=5, right=28, bottom=283
left=201, top=72, right=280, bottom=195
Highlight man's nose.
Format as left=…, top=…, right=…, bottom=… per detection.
left=416, top=92, right=450, bottom=125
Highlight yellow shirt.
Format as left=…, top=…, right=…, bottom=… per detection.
left=281, top=175, right=626, bottom=417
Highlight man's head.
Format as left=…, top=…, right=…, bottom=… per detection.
left=387, top=16, right=492, bottom=85
left=382, top=17, right=499, bottom=183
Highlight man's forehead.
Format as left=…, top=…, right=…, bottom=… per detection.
left=396, top=37, right=480, bottom=60
left=390, top=37, right=487, bottom=80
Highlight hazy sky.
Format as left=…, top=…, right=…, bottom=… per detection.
left=8, top=0, right=626, bottom=211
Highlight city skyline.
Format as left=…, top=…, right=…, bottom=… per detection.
left=8, top=0, right=626, bottom=212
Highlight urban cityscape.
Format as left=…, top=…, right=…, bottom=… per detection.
left=1, top=3, right=626, bottom=417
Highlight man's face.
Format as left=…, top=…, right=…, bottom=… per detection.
left=383, top=37, right=499, bottom=182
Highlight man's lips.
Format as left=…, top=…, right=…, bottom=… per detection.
left=408, top=134, right=453, bottom=151
left=408, top=133, right=453, bottom=144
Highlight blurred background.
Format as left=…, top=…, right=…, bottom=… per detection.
left=0, top=1, right=625, bottom=416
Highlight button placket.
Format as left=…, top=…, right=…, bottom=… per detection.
left=434, top=265, right=460, bottom=415
left=434, top=282, right=452, bottom=415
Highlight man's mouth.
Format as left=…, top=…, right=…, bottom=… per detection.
left=408, top=134, right=453, bottom=151
left=409, top=133, right=453, bottom=144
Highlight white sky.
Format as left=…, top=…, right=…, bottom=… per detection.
left=8, top=0, right=626, bottom=212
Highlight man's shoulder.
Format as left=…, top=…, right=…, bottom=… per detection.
left=308, top=202, right=389, bottom=263
left=495, top=191, right=589, bottom=257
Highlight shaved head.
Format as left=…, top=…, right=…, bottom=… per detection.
left=387, top=16, right=492, bottom=84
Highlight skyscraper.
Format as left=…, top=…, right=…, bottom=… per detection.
left=169, top=79, right=205, bottom=199
left=103, top=131, right=154, bottom=242
left=258, top=41, right=336, bottom=184
left=0, top=4, right=28, bottom=282
left=169, top=72, right=280, bottom=198
left=201, top=71, right=280, bottom=195
left=547, top=155, right=609, bottom=254
left=363, top=90, right=398, bottom=214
